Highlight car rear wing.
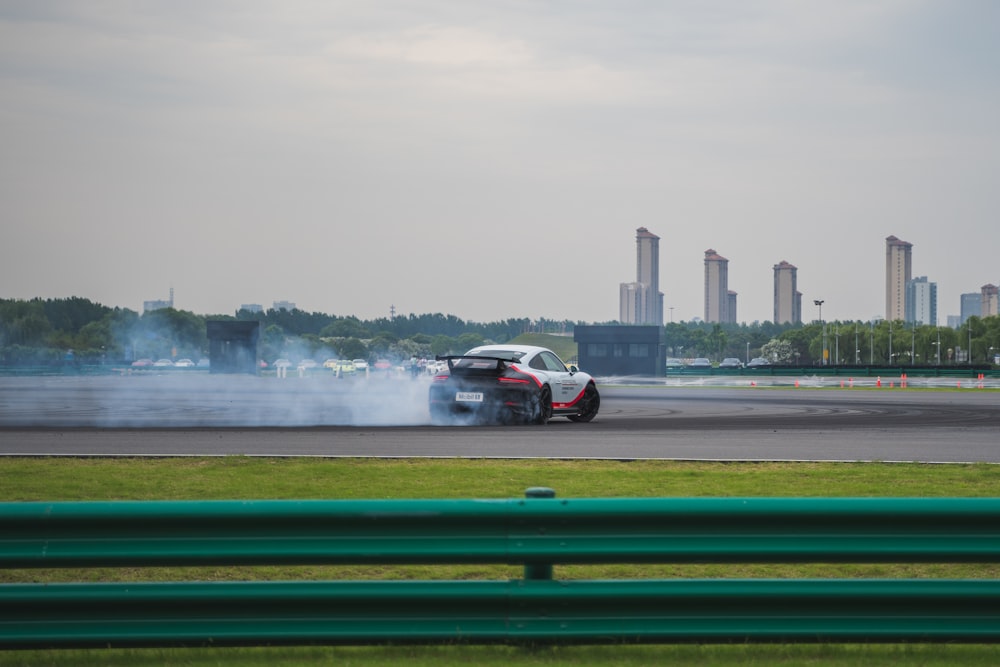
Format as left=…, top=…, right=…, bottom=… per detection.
left=435, top=355, right=517, bottom=372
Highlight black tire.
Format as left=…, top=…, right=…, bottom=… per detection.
left=530, top=385, right=552, bottom=425
left=567, top=383, right=600, bottom=423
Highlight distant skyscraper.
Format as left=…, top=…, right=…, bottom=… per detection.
left=727, top=291, right=738, bottom=325
left=703, top=249, right=729, bottom=323
left=960, top=293, right=981, bottom=325
left=772, top=260, right=801, bottom=325
left=619, top=227, right=663, bottom=325
left=905, top=276, right=937, bottom=326
left=885, top=235, right=912, bottom=322
left=983, top=284, right=999, bottom=318
left=143, top=287, right=174, bottom=314
left=272, top=300, right=297, bottom=312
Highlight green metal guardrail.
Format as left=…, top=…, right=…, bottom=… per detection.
left=3, top=490, right=1000, bottom=648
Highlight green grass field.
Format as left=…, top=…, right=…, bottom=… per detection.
left=2, top=457, right=999, bottom=666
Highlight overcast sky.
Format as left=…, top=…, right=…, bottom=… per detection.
left=2, top=2, right=998, bottom=325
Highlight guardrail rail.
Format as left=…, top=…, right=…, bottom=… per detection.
left=3, top=489, right=1000, bottom=648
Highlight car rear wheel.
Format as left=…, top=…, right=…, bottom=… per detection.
left=529, top=385, right=552, bottom=425
left=568, top=383, right=600, bottom=423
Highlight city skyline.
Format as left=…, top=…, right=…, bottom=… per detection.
left=140, top=229, right=996, bottom=328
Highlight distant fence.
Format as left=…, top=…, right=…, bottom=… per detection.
left=3, top=489, right=1000, bottom=648
left=669, top=364, right=998, bottom=378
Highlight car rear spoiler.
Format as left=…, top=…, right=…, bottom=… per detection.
left=435, top=355, right=517, bottom=371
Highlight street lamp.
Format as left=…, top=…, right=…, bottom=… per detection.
left=869, top=320, right=875, bottom=365
left=968, top=322, right=973, bottom=364
left=813, top=300, right=825, bottom=365
left=855, top=323, right=860, bottom=365
left=888, top=321, right=893, bottom=366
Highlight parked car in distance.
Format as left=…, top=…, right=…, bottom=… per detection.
left=152, top=359, right=174, bottom=367
left=131, top=358, right=153, bottom=367
left=272, top=358, right=293, bottom=369
left=665, top=358, right=685, bottom=369
left=689, top=358, right=712, bottom=368
left=353, top=359, right=369, bottom=372
left=173, top=358, right=195, bottom=368
left=719, top=358, right=743, bottom=368
left=746, top=357, right=771, bottom=367
left=333, top=360, right=356, bottom=376
left=297, top=359, right=318, bottom=370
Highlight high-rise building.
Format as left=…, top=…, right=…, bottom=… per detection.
left=619, top=227, right=663, bottom=326
left=772, top=260, right=801, bottom=325
left=727, top=291, right=738, bottom=325
left=905, top=276, right=937, bottom=326
left=143, top=287, right=174, bottom=314
left=703, top=249, right=729, bottom=323
left=960, top=293, right=981, bottom=325
left=885, top=235, right=912, bottom=322
left=983, top=284, right=999, bottom=318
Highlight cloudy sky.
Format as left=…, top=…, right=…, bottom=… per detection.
left=2, top=1, right=998, bottom=325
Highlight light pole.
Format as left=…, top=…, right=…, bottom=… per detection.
left=813, top=300, right=825, bottom=365
left=855, top=323, right=860, bottom=365
left=746, top=341, right=750, bottom=365
left=888, top=321, right=893, bottom=366
left=869, top=320, right=874, bottom=365
left=968, top=322, right=973, bottom=363
left=936, top=328, right=942, bottom=365
left=835, top=326, right=840, bottom=366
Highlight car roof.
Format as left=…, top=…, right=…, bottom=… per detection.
left=466, top=344, right=550, bottom=355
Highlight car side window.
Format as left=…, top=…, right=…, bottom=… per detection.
left=528, top=355, right=548, bottom=371
left=540, top=352, right=567, bottom=372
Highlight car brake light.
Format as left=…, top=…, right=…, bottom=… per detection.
left=432, top=374, right=449, bottom=382
left=498, top=377, right=530, bottom=384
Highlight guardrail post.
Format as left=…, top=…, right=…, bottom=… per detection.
left=523, top=487, right=555, bottom=580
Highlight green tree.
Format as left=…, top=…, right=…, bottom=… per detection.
left=338, top=337, right=368, bottom=361
left=319, top=317, right=371, bottom=339
left=430, top=335, right=454, bottom=357
left=761, top=338, right=795, bottom=364
left=456, top=332, right=485, bottom=351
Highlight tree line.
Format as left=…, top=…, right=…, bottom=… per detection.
left=2, top=297, right=998, bottom=367
left=0, top=298, right=593, bottom=366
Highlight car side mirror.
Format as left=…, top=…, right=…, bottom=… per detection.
left=567, top=364, right=578, bottom=374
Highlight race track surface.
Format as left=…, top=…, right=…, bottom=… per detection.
left=0, top=374, right=998, bottom=463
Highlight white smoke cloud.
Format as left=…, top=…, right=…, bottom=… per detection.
left=0, top=371, right=436, bottom=428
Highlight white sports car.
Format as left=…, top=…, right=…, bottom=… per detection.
left=428, top=344, right=600, bottom=425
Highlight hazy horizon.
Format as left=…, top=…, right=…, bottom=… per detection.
left=3, top=3, right=998, bottom=325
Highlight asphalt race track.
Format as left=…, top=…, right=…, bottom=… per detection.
left=0, top=374, right=998, bottom=463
